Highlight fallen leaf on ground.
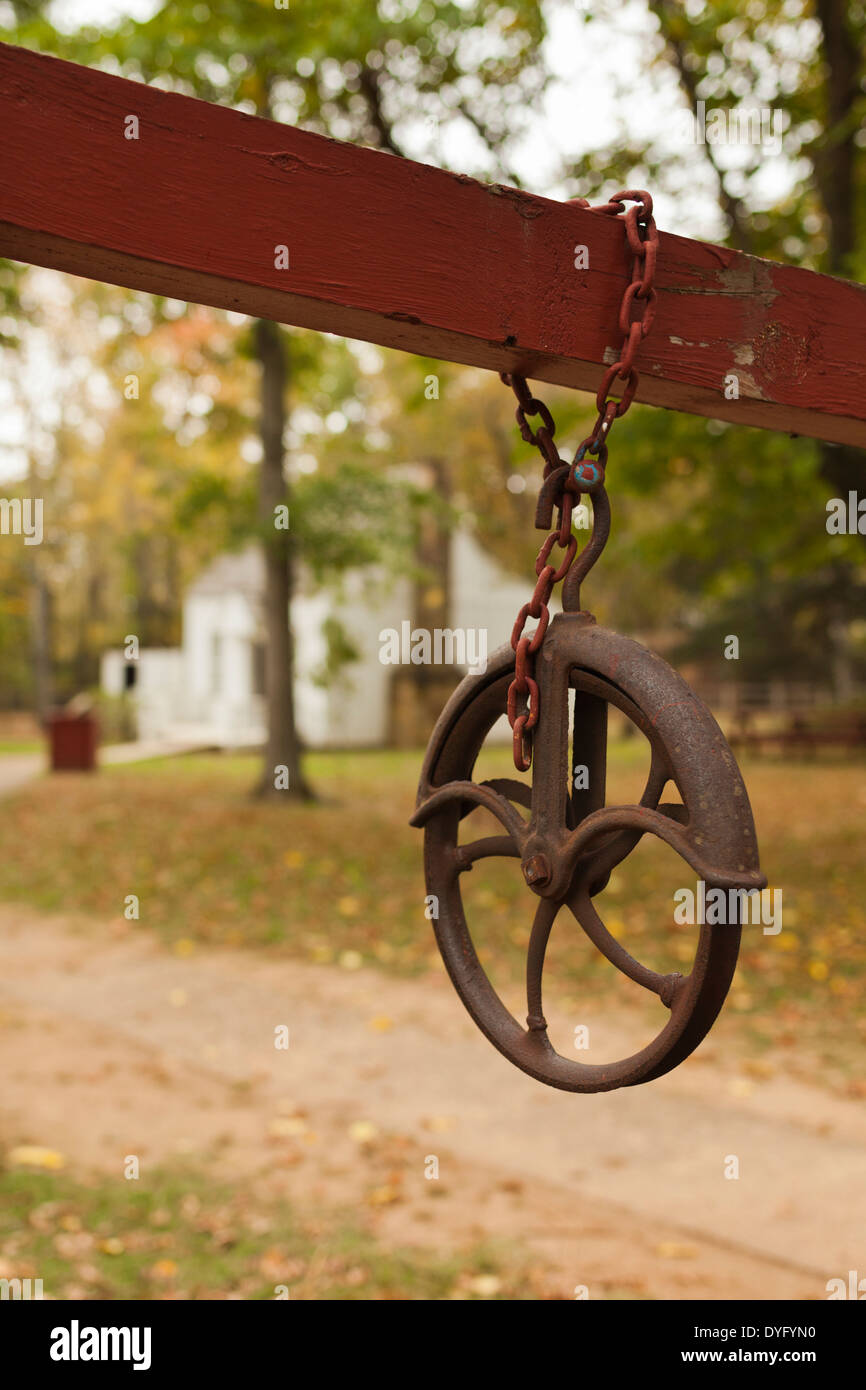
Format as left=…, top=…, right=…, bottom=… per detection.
left=348, top=1121, right=378, bottom=1144
left=467, top=1274, right=502, bottom=1297
left=366, top=1185, right=401, bottom=1207
left=8, top=1146, right=65, bottom=1170
left=268, top=1117, right=307, bottom=1138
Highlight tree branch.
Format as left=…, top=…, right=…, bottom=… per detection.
left=358, top=66, right=405, bottom=157
left=648, top=0, right=755, bottom=254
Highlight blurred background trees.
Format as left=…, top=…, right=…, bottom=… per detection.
left=0, top=0, right=864, bottom=782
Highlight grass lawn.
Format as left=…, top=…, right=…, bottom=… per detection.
left=0, top=1164, right=532, bottom=1300
left=0, top=745, right=864, bottom=1085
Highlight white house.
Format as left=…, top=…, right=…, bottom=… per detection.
left=101, top=528, right=545, bottom=749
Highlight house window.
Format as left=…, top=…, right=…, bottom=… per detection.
left=252, top=641, right=266, bottom=696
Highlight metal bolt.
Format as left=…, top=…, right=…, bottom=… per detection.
left=522, top=853, right=551, bottom=887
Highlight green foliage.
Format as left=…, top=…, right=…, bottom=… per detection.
left=0, top=259, right=23, bottom=347
left=309, top=614, right=361, bottom=688
left=293, top=463, right=436, bottom=583
left=1, top=0, right=864, bottom=700
left=0, top=545, right=32, bottom=703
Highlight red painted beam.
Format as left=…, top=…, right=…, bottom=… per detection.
left=1, top=41, right=864, bottom=447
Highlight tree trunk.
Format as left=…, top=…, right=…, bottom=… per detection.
left=28, top=572, right=53, bottom=720
left=252, top=317, right=313, bottom=801
left=814, top=0, right=865, bottom=619
left=390, top=458, right=454, bottom=747
left=26, top=450, right=53, bottom=721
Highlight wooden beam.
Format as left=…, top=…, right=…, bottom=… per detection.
left=1, top=42, right=864, bottom=448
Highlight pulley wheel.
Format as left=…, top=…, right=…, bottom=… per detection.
left=411, top=612, right=766, bottom=1092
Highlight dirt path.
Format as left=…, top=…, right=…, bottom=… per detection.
left=0, top=754, right=43, bottom=797
left=0, top=742, right=212, bottom=798
left=1, top=903, right=862, bottom=1300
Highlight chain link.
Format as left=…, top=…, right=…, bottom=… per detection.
left=500, top=190, right=658, bottom=771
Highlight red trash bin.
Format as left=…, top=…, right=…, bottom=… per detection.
left=47, top=702, right=99, bottom=771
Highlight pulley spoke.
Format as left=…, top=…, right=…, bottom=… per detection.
left=566, top=882, right=683, bottom=1006
left=560, top=800, right=694, bottom=883
left=478, top=778, right=533, bottom=811
left=452, top=779, right=530, bottom=867
left=572, top=747, right=684, bottom=890
left=410, top=778, right=528, bottom=849
left=525, top=897, right=560, bottom=1032
left=641, top=747, right=673, bottom=809
left=455, top=835, right=520, bottom=869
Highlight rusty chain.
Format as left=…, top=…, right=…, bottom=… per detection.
left=501, top=189, right=658, bottom=772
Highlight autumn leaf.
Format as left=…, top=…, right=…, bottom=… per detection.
left=8, top=1146, right=65, bottom=1171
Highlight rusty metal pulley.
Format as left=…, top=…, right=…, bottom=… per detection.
left=410, top=611, right=766, bottom=1092
left=410, top=191, right=766, bottom=1092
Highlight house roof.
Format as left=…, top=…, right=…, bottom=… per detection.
left=187, top=545, right=265, bottom=599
